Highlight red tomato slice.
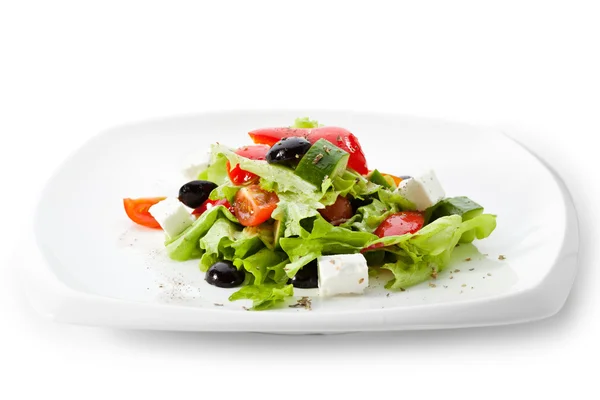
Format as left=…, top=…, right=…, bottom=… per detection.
left=247, top=126, right=369, bottom=175
left=374, top=211, right=425, bottom=237
left=226, top=145, right=269, bottom=185
left=363, top=211, right=425, bottom=252
left=307, top=127, right=369, bottom=175
left=123, top=197, right=166, bottom=229
left=234, top=185, right=279, bottom=227
left=248, top=128, right=308, bottom=146
left=192, top=199, right=234, bottom=217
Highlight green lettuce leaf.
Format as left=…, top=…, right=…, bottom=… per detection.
left=332, top=170, right=381, bottom=200
left=271, top=192, right=323, bottom=237
left=377, top=187, right=415, bottom=211
left=457, top=213, right=497, bottom=242
left=165, top=206, right=238, bottom=261
left=233, top=248, right=288, bottom=286
left=212, top=144, right=317, bottom=195
left=233, top=224, right=276, bottom=253
left=231, top=235, right=263, bottom=259
left=292, top=117, right=320, bottom=129
left=209, top=182, right=240, bottom=203
left=341, top=199, right=396, bottom=233
left=280, top=216, right=377, bottom=277
left=198, top=152, right=229, bottom=185
left=229, top=283, right=294, bottom=310
left=283, top=252, right=322, bottom=278
left=199, top=218, right=239, bottom=256
left=197, top=218, right=241, bottom=271
left=368, top=214, right=496, bottom=290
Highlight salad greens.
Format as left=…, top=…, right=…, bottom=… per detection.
left=291, top=117, right=321, bottom=129
left=158, top=118, right=497, bottom=310
left=371, top=214, right=496, bottom=289
left=229, top=283, right=294, bottom=311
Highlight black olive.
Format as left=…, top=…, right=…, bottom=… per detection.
left=266, top=137, right=312, bottom=165
left=287, top=260, right=318, bottom=289
left=178, top=180, right=218, bottom=208
left=205, top=261, right=245, bottom=288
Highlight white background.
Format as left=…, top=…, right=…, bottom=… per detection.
left=1, top=1, right=598, bottom=399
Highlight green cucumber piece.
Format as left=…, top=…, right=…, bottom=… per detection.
left=368, top=170, right=393, bottom=189
left=294, top=139, right=349, bottom=187
left=429, top=196, right=484, bottom=243
left=433, top=196, right=484, bottom=220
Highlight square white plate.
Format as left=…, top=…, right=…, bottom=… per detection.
left=23, top=110, right=579, bottom=332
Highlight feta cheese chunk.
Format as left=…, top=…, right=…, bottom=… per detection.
left=318, top=254, right=369, bottom=297
left=182, top=150, right=210, bottom=180
left=148, top=197, right=194, bottom=239
left=397, top=170, right=445, bottom=211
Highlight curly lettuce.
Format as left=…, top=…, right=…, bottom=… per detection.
left=280, top=216, right=377, bottom=277
left=291, top=117, right=321, bottom=129
left=164, top=118, right=499, bottom=311
left=229, top=284, right=294, bottom=311
left=165, top=205, right=239, bottom=261
left=364, top=214, right=497, bottom=290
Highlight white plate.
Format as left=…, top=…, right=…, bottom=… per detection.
left=23, top=110, right=579, bottom=332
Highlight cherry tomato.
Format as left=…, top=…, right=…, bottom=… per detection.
left=234, top=185, right=279, bottom=226
left=374, top=211, right=425, bottom=238
left=248, top=126, right=369, bottom=175
left=363, top=211, right=425, bottom=253
left=123, top=197, right=166, bottom=229
left=319, top=196, right=353, bottom=226
left=192, top=199, right=234, bottom=217
left=226, top=145, right=269, bottom=185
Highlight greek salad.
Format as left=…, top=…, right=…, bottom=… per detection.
left=123, top=118, right=497, bottom=310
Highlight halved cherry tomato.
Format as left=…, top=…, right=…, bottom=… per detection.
left=123, top=197, right=166, bottom=229
left=234, top=185, right=279, bottom=226
left=363, top=211, right=425, bottom=252
left=192, top=199, right=234, bottom=217
left=226, top=145, right=269, bottom=185
left=248, top=126, right=369, bottom=175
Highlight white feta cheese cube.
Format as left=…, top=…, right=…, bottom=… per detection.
left=182, top=150, right=211, bottom=180
left=318, top=254, right=369, bottom=297
left=148, top=197, right=194, bottom=239
left=397, top=170, right=445, bottom=211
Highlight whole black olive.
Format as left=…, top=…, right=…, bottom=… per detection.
left=178, top=180, right=218, bottom=208
left=287, top=260, right=318, bottom=289
left=205, top=261, right=245, bottom=288
left=266, top=137, right=312, bottom=165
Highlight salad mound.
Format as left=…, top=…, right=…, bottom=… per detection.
left=123, top=118, right=497, bottom=310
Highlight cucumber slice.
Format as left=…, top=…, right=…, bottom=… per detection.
left=294, top=139, right=350, bottom=187
left=429, top=196, right=484, bottom=243
left=433, top=196, right=483, bottom=220
left=368, top=169, right=393, bottom=189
